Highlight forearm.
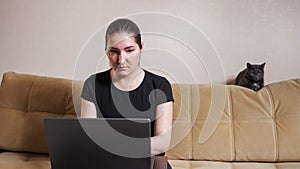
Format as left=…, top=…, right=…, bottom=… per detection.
left=151, top=102, right=173, bottom=155
left=151, top=129, right=172, bottom=155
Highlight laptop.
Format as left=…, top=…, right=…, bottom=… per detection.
left=44, top=118, right=152, bottom=169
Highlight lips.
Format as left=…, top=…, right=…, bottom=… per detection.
left=118, top=66, right=128, bottom=71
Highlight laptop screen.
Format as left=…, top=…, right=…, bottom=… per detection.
left=45, top=118, right=151, bottom=169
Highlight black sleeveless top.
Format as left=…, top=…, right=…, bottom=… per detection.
left=81, top=69, right=174, bottom=137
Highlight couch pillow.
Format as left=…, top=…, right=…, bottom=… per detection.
left=0, top=72, right=78, bottom=154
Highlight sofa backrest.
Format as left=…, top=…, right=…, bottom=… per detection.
left=167, top=79, right=300, bottom=162
left=0, top=72, right=78, bottom=154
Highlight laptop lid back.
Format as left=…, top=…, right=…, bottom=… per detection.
left=45, top=118, right=151, bottom=169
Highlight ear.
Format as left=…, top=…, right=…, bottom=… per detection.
left=141, top=42, right=145, bottom=49
left=261, top=62, right=266, bottom=68
left=247, top=63, right=251, bottom=68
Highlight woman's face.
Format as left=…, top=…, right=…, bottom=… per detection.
left=106, top=32, right=143, bottom=78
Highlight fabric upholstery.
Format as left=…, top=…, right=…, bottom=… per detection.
left=169, top=160, right=300, bottom=169
left=0, top=72, right=77, bottom=154
left=167, top=79, right=300, bottom=163
left=0, top=152, right=49, bottom=169
left=0, top=71, right=300, bottom=169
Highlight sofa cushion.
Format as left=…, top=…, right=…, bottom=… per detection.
left=166, top=84, right=193, bottom=160
left=0, top=72, right=78, bottom=154
left=0, top=152, right=50, bottom=169
left=167, top=79, right=300, bottom=162
left=268, top=79, right=300, bottom=161
left=168, top=159, right=300, bottom=169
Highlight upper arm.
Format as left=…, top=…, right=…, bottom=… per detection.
left=81, top=74, right=97, bottom=118
left=154, top=101, right=173, bottom=136
left=81, top=98, right=97, bottom=118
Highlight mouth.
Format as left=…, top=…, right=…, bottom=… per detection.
left=117, top=66, right=128, bottom=71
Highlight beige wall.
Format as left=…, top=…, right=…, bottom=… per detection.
left=1, top=0, right=299, bottom=84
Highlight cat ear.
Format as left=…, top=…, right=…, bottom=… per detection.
left=261, top=62, right=266, bottom=68
left=247, top=63, right=252, bottom=68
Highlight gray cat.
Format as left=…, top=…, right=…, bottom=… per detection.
left=235, top=62, right=266, bottom=91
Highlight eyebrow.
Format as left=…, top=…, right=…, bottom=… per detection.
left=108, top=46, right=135, bottom=50
left=124, top=46, right=135, bottom=50
left=108, top=47, right=118, bottom=51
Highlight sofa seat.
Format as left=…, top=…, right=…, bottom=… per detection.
left=169, top=160, right=300, bottom=169
left=0, top=152, right=50, bottom=169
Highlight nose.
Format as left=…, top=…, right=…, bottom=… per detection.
left=118, top=51, right=126, bottom=64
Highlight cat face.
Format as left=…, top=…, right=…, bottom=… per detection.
left=246, top=62, right=266, bottom=82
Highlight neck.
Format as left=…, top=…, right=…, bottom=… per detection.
left=111, top=67, right=145, bottom=91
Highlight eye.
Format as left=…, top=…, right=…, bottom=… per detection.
left=108, top=49, right=120, bottom=56
left=126, top=49, right=135, bottom=53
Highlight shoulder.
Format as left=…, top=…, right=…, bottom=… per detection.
left=84, top=73, right=96, bottom=83
left=144, top=70, right=169, bottom=81
left=95, top=69, right=111, bottom=80
left=143, top=70, right=174, bottom=103
left=144, top=70, right=169, bottom=82
left=83, top=69, right=111, bottom=87
left=93, top=69, right=111, bottom=85
left=144, top=70, right=172, bottom=88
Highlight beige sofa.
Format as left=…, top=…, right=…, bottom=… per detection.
left=0, top=71, right=299, bottom=169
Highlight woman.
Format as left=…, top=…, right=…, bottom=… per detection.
left=81, top=18, right=174, bottom=169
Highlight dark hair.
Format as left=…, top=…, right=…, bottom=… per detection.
left=105, top=18, right=142, bottom=49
